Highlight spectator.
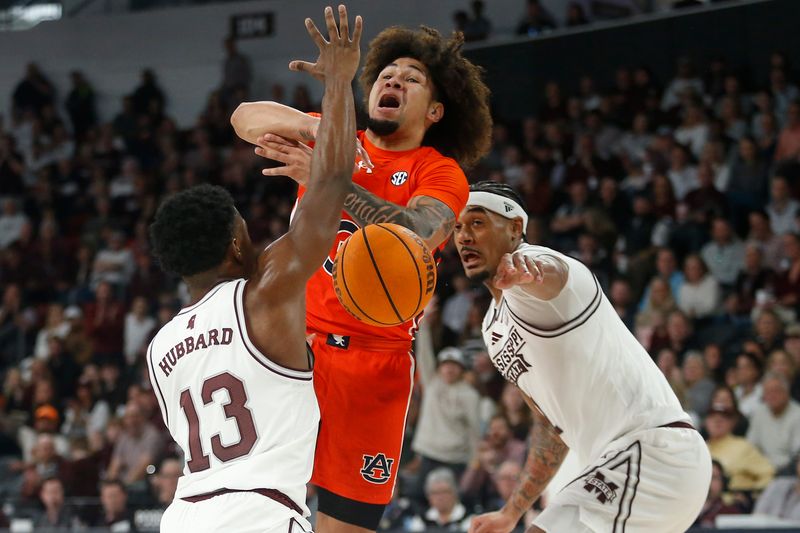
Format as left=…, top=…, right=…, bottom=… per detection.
left=65, top=71, right=96, bottom=141
left=667, top=144, right=698, bottom=201
left=683, top=351, right=716, bottom=418
left=677, top=254, right=721, bottom=320
left=705, top=404, right=775, bottom=491
left=674, top=103, right=710, bottom=159
left=711, top=385, right=750, bottom=437
left=17, top=407, right=70, bottom=462
left=609, top=278, right=637, bottom=330
left=0, top=199, right=29, bottom=250
left=767, top=175, right=800, bottom=236
left=774, top=233, right=800, bottom=311
left=84, top=281, right=125, bottom=365
left=32, top=303, right=69, bottom=360
left=460, top=415, right=526, bottom=506
left=747, top=373, right=800, bottom=473
left=94, top=480, right=137, bottom=531
left=106, top=401, right=162, bottom=490
left=635, top=277, right=677, bottom=344
left=662, top=58, right=704, bottom=112
left=61, top=379, right=110, bottom=442
left=496, top=383, right=533, bottom=441
left=735, top=352, right=765, bottom=419
left=656, top=348, right=687, bottom=405
left=407, top=468, right=473, bottom=531
left=550, top=180, right=590, bottom=249
left=732, top=244, right=776, bottom=316
left=747, top=209, right=784, bottom=271
left=411, top=338, right=481, bottom=499
left=565, top=2, right=589, bottom=27
left=124, top=296, right=156, bottom=367
left=775, top=100, right=800, bottom=161
left=150, top=456, right=181, bottom=508
left=464, top=0, right=492, bottom=42
left=754, top=309, right=786, bottom=355
left=515, top=0, right=556, bottom=37
left=701, top=217, right=746, bottom=287
left=693, top=460, right=745, bottom=527
left=34, top=477, right=78, bottom=530
left=220, top=36, right=253, bottom=109
left=12, top=63, right=55, bottom=117
left=753, top=454, right=800, bottom=521
left=767, top=349, right=800, bottom=401
left=131, top=69, right=165, bottom=118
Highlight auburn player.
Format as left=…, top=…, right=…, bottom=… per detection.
left=231, top=25, right=492, bottom=533
left=147, top=6, right=361, bottom=532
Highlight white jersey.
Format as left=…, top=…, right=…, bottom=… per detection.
left=482, top=244, right=690, bottom=466
left=147, top=279, right=319, bottom=516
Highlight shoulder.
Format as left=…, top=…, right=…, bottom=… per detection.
left=414, top=148, right=465, bottom=175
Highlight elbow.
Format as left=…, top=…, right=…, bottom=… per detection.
left=230, top=102, right=250, bottom=135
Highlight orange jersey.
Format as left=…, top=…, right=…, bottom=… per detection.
left=297, top=131, right=468, bottom=345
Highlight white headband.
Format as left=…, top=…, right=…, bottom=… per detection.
left=467, top=191, right=528, bottom=228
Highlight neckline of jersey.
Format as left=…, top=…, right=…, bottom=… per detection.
left=361, top=131, right=423, bottom=159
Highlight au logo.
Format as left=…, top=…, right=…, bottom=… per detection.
left=360, top=453, right=394, bottom=484
left=390, top=171, right=408, bottom=186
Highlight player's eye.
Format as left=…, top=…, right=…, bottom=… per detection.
left=407, top=77, right=418, bottom=83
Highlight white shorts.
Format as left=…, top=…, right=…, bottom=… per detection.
left=161, top=492, right=313, bottom=533
left=535, top=426, right=711, bottom=533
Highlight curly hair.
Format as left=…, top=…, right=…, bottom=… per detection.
left=149, top=184, right=236, bottom=277
left=469, top=180, right=528, bottom=212
left=360, top=26, right=492, bottom=169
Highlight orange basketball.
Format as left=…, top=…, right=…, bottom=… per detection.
left=332, top=223, right=437, bottom=327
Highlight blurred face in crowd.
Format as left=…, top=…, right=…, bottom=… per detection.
left=155, top=458, right=182, bottom=505
left=667, top=312, right=690, bottom=342
left=704, top=344, right=722, bottom=373
left=708, top=462, right=725, bottom=499
left=501, top=383, right=525, bottom=413
left=736, top=355, right=760, bottom=386
left=40, top=478, right=64, bottom=512
left=756, top=312, right=781, bottom=341
left=123, top=402, right=146, bottom=435
left=784, top=234, right=800, bottom=261
left=743, top=244, right=762, bottom=272
left=455, top=207, right=523, bottom=284
left=494, top=461, right=522, bottom=502
left=683, top=255, right=705, bottom=284
left=711, top=219, right=732, bottom=244
left=427, top=479, right=458, bottom=516
left=657, top=349, right=677, bottom=377
left=656, top=249, right=677, bottom=277
left=487, top=417, right=512, bottom=449
left=438, top=360, right=463, bottom=385
left=683, top=355, right=705, bottom=385
left=705, top=412, right=734, bottom=440
left=771, top=177, right=791, bottom=202
left=649, top=278, right=671, bottom=307
left=763, top=376, right=790, bottom=415
left=609, top=280, right=632, bottom=307
left=101, top=484, right=127, bottom=516
left=767, top=350, right=794, bottom=380
left=738, top=137, right=757, bottom=161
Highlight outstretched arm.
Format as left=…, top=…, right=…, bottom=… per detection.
left=231, top=101, right=320, bottom=145
left=254, top=5, right=361, bottom=300
left=470, top=394, right=568, bottom=533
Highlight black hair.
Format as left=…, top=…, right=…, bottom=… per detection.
left=149, top=184, right=236, bottom=277
left=469, top=180, right=528, bottom=212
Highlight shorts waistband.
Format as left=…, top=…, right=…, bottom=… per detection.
left=311, top=331, right=412, bottom=352
left=658, top=421, right=695, bottom=431
left=181, top=487, right=302, bottom=514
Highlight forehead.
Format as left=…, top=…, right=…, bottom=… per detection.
left=381, top=57, right=429, bottom=76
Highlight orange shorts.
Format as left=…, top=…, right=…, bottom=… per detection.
left=310, top=333, right=414, bottom=505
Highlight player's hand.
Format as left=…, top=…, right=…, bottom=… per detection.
left=469, top=510, right=519, bottom=533
left=256, top=133, right=373, bottom=183
left=289, top=5, right=363, bottom=83
left=493, top=252, right=545, bottom=290
left=257, top=134, right=312, bottom=186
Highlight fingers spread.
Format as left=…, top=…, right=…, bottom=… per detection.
left=304, top=17, right=326, bottom=49
left=337, top=4, right=349, bottom=41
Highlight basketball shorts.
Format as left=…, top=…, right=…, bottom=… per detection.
left=535, top=426, right=711, bottom=533
left=310, top=333, right=415, bottom=519
left=161, top=492, right=312, bottom=533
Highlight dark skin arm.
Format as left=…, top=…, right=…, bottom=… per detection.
left=243, top=5, right=361, bottom=370
left=470, top=392, right=568, bottom=533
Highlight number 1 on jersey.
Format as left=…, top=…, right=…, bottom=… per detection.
left=179, top=372, right=258, bottom=473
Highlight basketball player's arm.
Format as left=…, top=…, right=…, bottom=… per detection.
left=508, top=405, right=568, bottom=517
left=494, top=252, right=569, bottom=301
left=254, top=8, right=360, bottom=298
left=343, top=187, right=455, bottom=249
left=231, top=101, right=320, bottom=145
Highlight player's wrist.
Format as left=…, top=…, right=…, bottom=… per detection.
left=500, top=503, right=524, bottom=523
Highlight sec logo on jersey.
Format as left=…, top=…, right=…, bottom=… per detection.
left=390, top=171, right=408, bottom=186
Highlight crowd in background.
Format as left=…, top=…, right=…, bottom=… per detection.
left=2, top=0, right=800, bottom=531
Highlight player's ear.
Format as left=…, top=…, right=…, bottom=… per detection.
left=428, top=101, right=444, bottom=124
left=511, top=218, right=525, bottom=241
left=231, top=238, right=243, bottom=263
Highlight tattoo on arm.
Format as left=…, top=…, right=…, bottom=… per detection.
left=343, top=184, right=456, bottom=247
left=298, top=128, right=315, bottom=141
left=507, top=411, right=569, bottom=518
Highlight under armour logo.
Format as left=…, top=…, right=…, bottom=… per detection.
left=187, top=315, right=196, bottom=330
left=583, top=472, right=618, bottom=504
left=357, top=161, right=373, bottom=174
left=360, top=453, right=394, bottom=484
left=503, top=202, right=514, bottom=213
left=326, top=334, right=350, bottom=349
left=490, top=332, right=503, bottom=345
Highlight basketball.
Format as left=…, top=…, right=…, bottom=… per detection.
left=332, top=223, right=437, bottom=327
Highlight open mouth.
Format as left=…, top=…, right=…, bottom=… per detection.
left=378, top=94, right=401, bottom=109
left=460, top=249, right=482, bottom=267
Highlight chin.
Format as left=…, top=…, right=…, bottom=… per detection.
left=465, top=268, right=491, bottom=283
left=367, top=117, right=400, bottom=137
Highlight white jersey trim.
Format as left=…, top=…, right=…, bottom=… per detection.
left=501, top=274, right=603, bottom=338
left=232, top=280, right=314, bottom=381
